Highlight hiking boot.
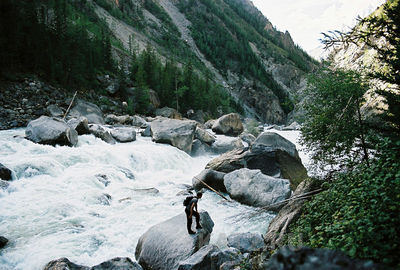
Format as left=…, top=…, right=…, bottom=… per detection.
left=188, top=230, right=195, bottom=234
left=196, top=225, right=202, bottom=229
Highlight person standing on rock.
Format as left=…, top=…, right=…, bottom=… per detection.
left=184, top=192, right=203, bottom=234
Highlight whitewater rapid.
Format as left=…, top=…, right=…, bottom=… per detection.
left=0, top=129, right=281, bottom=270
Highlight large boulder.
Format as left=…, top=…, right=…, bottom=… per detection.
left=151, top=118, right=197, bottom=153
left=210, top=137, right=244, bottom=154
left=264, top=179, right=317, bottom=249
left=67, top=117, right=90, bottom=135
left=110, top=127, right=137, bottom=143
left=192, top=169, right=226, bottom=192
left=88, top=124, right=116, bottom=144
left=135, top=211, right=214, bottom=270
left=132, top=115, right=148, bottom=128
left=206, top=132, right=307, bottom=189
left=105, top=114, right=132, bottom=125
left=177, top=245, right=219, bottom=270
left=44, top=257, right=142, bottom=270
left=195, top=127, right=216, bottom=145
left=191, top=139, right=212, bottom=156
left=223, top=168, right=291, bottom=208
left=211, top=113, right=243, bottom=136
left=0, top=163, right=12, bottom=180
left=264, top=246, right=382, bottom=270
left=69, top=100, right=105, bottom=124
left=227, top=232, right=264, bottom=254
left=25, top=116, right=78, bottom=147
left=155, top=107, right=182, bottom=119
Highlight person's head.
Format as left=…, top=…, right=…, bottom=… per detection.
left=196, top=192, right=203, bottom=199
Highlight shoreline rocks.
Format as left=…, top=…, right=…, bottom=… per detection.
left=44, top=257, right=143, bottom=270
left=68, top=100, right=105, bottom=125
left=211, top=113, right=243, bottom=136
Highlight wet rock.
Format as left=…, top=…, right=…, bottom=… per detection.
left=177, top=245, right=219, bottom=270
left=195, top=127, right=216, bottom=145
left=224, top=168, right=291, bottom=208
left=212, top=113, right=243, bottom=136
left=0, top=236, right=8, bottom=249
left=227, top=232, right=264, bottom=254
left=91, top=257, right=142, bottom=270
left=95, top=174, right=110, bottom=186
left=210, top=137, right=244, bottom=154
left=151, top=118, right=197, bottom=153
left=67, top=117, right=90, bottom=135
left=141, top=125, right=152, bottom=137
left=191, top=139, right=212, bottom=156
left=44, top=257, right=143, bottom=270
left=0, top=163, right=12, bottom=180
left=155, top=107, right=182, bottom=119
left=110, top=126, right=137, bottom=143
left=239, top=133, right=256, bottom=146
left=47, top=104, right=64, bottom=117
left=43, top=257, right=88, bottom=270
left=206, top=133, right=307, bottom=189
left=135, top=211, right=214, bottom=270
left=25, top=116, right=78, bottom=147
left=69, top=100, right=105, bottom=124
left=98, top=193, right=112, bottom=205
left=88, top=124, right=116, bottom=144
left=265, top=246, right=383, bottom=270
left=132, top=115, right=148, bottom=128
left=189, top=110, right=205, bottom=124
left=192, top=169, right=226, bottom=192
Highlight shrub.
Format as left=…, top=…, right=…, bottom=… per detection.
left=289, top=139, right=400, bottom=267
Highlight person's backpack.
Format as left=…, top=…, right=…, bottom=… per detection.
left=183, top=196, right=194, bottom=206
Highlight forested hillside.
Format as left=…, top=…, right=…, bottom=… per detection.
left=0, top=0, right=317, bottom=123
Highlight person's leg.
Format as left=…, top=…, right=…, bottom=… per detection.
left=193, top=211, right=202, bottom=229
left=185, top=210, right=195, bottom=234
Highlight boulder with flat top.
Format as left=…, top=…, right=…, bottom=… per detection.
left=212, top=113, right=243, bottom=136
left=135, top=211, right=214, bottom=270
left=68, top=100, right=105, bottom=124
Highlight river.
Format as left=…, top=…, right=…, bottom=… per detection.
left=0, top=128, right=308, bottom=270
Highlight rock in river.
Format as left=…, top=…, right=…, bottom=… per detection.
left=211, top=113, right=243, bottom=136
left=135, top=211, right=214, bottom=270
left=25, top=116, right=78, bottom=147
left=0, top=163, right=12, bottom=180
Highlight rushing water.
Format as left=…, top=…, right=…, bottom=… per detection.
left=0, top=129, right=279, bottom=270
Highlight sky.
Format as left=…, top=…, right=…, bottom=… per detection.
left=252, top=0, right=386, bottom=58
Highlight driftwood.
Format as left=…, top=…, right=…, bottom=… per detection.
left=193, top=176, right=232, bottom=202
left=63, top=91, right=77, bottom=120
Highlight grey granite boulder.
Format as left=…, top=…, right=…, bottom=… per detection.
left=69, top=100, right=104, bottom=124
left=210, top=137, right=243, bottom=154
left=212, top=113, right=243, bottom=136
left=155, top=107, right=182, bottom=119
left=224, top=168, right=291, bottom=207
left=105, top=114, right=132, bottom=125
left=135, top=211, right=214, bottom=270
left=177, top=245, right=219, bottom=270
left=88, top=124, right=116, bottom=144
left=67, top=117, right=90, bottom=135
left=0, top=163, right=12, bottom=180
left=141, top=125, right=152, bottom=137
left=110, top=127, right=137, bottom=143
left=151, top=118, right=197, bottom=153
left=210, top=247, right=243, bottom=270
left=191, top=139, right=212, bottom=156
left=195, top=127, right=216, bottom=145
left=206, top=132, right=307, bottom=189
left=25, top=116, right=78, bottom=147
left=227, top=232, right=264, bottom=254
left=192, top=169, right=226, bottom=192
left=44, top=257, right=142, bottom=270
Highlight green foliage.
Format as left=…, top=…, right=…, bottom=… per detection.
left=0, top=0, right=115, bottom=89
left=128, top=47, right=242, bottom=116
left=177, top=0, right=294, bottom=113
left=289, top=139, right=400, bottom=267
left=300, top=67, right=370, bottom=168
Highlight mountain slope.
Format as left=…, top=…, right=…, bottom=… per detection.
left=89, top=0, right=317, bottom=123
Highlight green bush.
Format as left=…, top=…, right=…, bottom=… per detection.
left=289, top=139, right=400, bottom=267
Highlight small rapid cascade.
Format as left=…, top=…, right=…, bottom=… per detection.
left=0, top=129, right=275, bottom=270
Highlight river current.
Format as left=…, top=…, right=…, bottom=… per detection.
left=0, top=128, right=305, bottom=270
